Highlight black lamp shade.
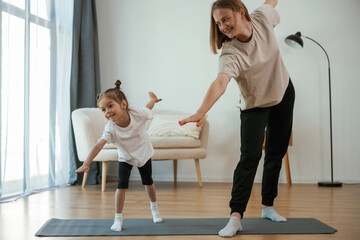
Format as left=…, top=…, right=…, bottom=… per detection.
left=285, top=32, right=303, bottom=49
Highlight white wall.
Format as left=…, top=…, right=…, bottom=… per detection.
left=95, top=0, right=360, bottom=183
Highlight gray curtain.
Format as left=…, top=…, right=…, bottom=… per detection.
left=69, top=0, right=101, bottom=185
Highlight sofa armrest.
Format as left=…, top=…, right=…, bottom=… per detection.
left=199, top=120, right=209, bottom=149
left=72, top=109, right=100, bottom=161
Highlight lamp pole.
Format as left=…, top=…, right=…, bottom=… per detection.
left=285, top=32, right=342, bottom=187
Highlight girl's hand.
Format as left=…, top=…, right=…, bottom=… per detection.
left=75, top=164, right=90, bottom=173
left=149, top=91, right=162, bottom=103
left=179, top=112, right=206, bottom=127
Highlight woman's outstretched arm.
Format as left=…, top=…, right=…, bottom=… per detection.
left=265, top=0, right=277, bottom=8
left=180, top=73, right=230, bottom=126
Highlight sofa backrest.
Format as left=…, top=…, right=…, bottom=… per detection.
left=72, top=108, right=209, bottom=160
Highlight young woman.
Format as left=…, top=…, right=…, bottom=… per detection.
left=76, top=80, right=163, bottom=232
left=180, top=0, right=295, bottom=237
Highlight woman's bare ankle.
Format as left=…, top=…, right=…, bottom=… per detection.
left=231, top=212, right=241, bottom=220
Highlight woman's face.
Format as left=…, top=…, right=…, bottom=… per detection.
left=213, top=8, right=246, bottom=39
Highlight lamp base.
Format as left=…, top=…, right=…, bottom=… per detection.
left=318, top=181, right=342, bottom=187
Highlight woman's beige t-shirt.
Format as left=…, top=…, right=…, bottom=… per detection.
left=218, top=4, right=289, bottom=110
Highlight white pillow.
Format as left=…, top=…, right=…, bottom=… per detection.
left=148, top=114, right=202, bottom=139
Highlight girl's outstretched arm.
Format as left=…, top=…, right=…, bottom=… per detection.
left=146, top=91, right=162, bottom=110
left=180, top=73, right=230, bottom=127
left=75, top=139, right=107, bottom=173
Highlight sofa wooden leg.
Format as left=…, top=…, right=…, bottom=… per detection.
left=194, top=159, right=202, bottom=187
left=82, top=171, right=88, bottom=188
left=173, top=160, right=177, bottom=185
left=102, top=161, right=108, bottom=192
left=284, top=152, right=292, bottom=187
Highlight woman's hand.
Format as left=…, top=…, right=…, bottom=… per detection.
left=75, top=164, right=90, bottom=173
left=179, top=112, right=206, bottom=127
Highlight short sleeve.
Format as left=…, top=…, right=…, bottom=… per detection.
left=218, top=52, right=241, bottom=79
left=101, top=122, right=113, bottom=143
left=252, top=4, right=280, bottom=27
left=137, top=107, right=153, bottom=120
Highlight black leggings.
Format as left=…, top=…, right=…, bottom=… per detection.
left=230, top=79, right=295, bottom=217
left=117, top=159, right=153, bottom=189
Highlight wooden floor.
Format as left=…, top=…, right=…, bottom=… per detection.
left=1, top=181, right=359, bottom=240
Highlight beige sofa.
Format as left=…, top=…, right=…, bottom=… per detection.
left=72, top=108, right=209, bottom=191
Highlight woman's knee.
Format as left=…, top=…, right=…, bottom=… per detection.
left=239, top=151, right=262, bottom=169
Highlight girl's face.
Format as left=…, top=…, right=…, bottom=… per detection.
left=98, top=97, right=128, bottom=124
left=213, top=8, right=248, bottom=39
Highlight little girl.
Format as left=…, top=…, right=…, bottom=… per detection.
left=75, top=80, right=163, bottom=231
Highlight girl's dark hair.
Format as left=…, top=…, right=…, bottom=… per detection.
left=210, top=0, right=251, bottom=54
left=96, top=80, right=128, bottom=109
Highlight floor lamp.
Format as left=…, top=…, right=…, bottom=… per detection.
left=285, top=32, right=342, bottom=187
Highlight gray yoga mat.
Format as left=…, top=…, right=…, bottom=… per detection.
left=35, top=218, right=337, bottom=236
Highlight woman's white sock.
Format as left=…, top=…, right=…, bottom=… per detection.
left=261, top=206, right=287, bottom=222
left=150, top=202, right=163, bottom=223
left=218, top=216, right=242, bottom=237
left=110, top=213, right=123, bottom=231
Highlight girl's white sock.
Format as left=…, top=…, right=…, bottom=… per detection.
left=110, top=213, right=123, bottom=231
left=218, top=216, right=242, bottom=237
left=150, top=202, right=163, bottom=223
left=261, top=206, right=287, bottom=222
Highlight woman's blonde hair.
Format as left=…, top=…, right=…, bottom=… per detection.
left=210, top=0, right=251, bottom=54
left=96, top=80, right=129, bottom=109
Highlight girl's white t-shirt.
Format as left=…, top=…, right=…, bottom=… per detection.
left=101, top=107, right=154, bottom=167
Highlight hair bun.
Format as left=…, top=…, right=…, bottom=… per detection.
left=115, top=80, right=121, bottom=89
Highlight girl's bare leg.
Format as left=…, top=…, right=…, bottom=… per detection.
left=111, top=188, right=126, bottom=231
left=145, top=184, right=163, bottom=223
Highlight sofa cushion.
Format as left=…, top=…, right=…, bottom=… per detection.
left=151, top=136, right=201, bottom=148
left=102, top=136, right=201, bottom=149
left=103, top=142, right=117, bottom=149
left=147, top=115, right=202, bottom=139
